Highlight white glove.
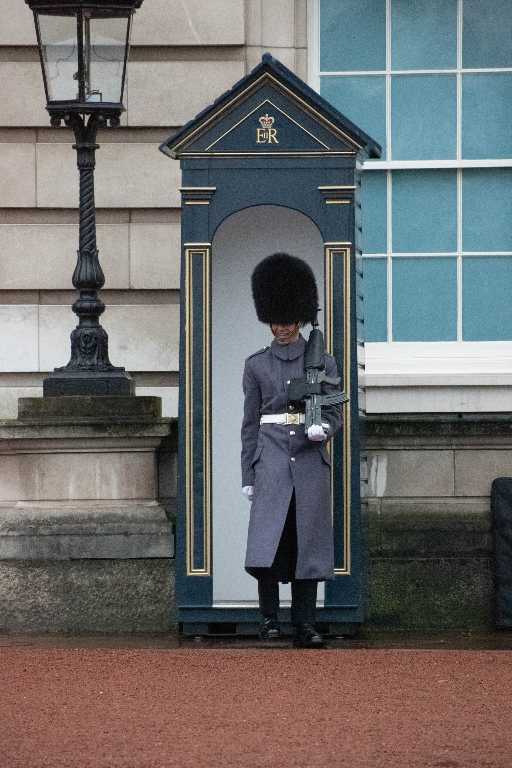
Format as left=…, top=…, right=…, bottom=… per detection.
left=307, top=424, right=328, bottom=442
left=242, top=485, right=254, bottom=500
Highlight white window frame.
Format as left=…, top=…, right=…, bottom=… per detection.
left=307, top=0, right=512, bottom=412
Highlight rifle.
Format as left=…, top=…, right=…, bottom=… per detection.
left=287, top=319, right=349, bottom=432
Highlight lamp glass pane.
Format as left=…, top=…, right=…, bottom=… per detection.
left=37, top=13, right=79, bottom=102
left=86, top=14, right=130, bottom=104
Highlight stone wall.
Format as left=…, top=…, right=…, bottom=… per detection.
left=364, top=415, right=510, bottom=631
left=0, top=0, right=308, bottom=419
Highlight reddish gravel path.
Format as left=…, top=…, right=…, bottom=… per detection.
left=2, top=647, right=512, bottom=768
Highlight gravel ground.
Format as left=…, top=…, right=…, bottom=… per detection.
left=2, top=645, right=512, bottom=768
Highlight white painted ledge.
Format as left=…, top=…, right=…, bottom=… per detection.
left=362, top=159, right=512, bottom=170
left=366, top=342, right=512, bottom=378
left=364, top=342, right=512, bottom=412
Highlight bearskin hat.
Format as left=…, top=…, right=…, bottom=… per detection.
left=251, top=252, right=319, bottom=325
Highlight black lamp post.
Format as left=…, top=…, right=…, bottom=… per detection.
left=25, top=0, right=143, bottom=396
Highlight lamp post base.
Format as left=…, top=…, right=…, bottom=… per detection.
left=43, top=369, right=135, bottom=397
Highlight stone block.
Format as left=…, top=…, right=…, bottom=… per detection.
left=36, top=143, right=181, bottom=208
left=130, top=223, right=180, bottom=289
left=0, top=559, right=175, bottom=632
left=0, top=144, right=36, bottom=207
left=18, top=394, right=162, bottom=421
left=0, top=501, right=173, bottom=559
left=246, top=0, right=296, bottom=47
left=128, top=60, right=245, bottom=127
left=0, top=387, right=42, bottom=419
left=366, top=384, right=512, bottom=414
left=0, top=63, right=48, bottom=126
left=158, top=443, right=178, bottom=501
left=295, top=47, right=308, bottom=83
left=133, top=0, right=244, bottom=45
left=295, top=0, right=308, bottom=47
left=370, top=498, right=492, bottom=557
left=455, top=450, right=512, bottom=497
left=0, top=224, right=129, bottom=289
left=367, top=556, right=493, bottom=630
left=0, top=0, right=35, bottom=44
left=106, top=304, right=180, bottom=372
left=364, top=497, right=381, bottom=553
left=261, top=0, right=295, bottom=47
left=366, top=414, right=512, bottom=444
left=367, top=450, right=454, bottom=497
left=136, top=386, right=179, bottom=418
left=0, top=306, right=38, bottom=373
left=0, top=450, right=156, bottom=502
left=245, top=0, right=262, bottom=46
left=39, top=303, right=180, bottom=372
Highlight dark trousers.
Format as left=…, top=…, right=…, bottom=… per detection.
left=258, top=575, right=318, bottom=625
left=255, top=491, right=318, bottom=625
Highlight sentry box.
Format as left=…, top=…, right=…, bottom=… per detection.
left=160, top=55, right=380, bottom=637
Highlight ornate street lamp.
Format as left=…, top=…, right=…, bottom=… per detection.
left=25, top=0, right=143, bottom=396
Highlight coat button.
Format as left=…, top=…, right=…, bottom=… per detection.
left=290, top=457, right=296, bottom=462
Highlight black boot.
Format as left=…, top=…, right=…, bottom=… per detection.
left=259, top=616, right=281, bottom=641
left=293, top=622, right=325, bottom=648
left=291, top=579, right=323, bottom=647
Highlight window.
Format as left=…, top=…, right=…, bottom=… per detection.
left=313, top=0, right=512, bottom=343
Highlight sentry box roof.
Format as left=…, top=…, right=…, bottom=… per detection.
left=159, top=54, right=381, bottom=161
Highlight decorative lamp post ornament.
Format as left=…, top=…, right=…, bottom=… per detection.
left=25, top=0, right=143, bottom=396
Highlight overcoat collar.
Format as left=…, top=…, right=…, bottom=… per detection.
left=270, top=334, right=305, bottom=361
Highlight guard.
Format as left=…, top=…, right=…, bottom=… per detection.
left=241, top=253, right=344, bottom=648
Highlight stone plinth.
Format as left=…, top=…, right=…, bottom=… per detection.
left=0, top=395, right=176, bottom=632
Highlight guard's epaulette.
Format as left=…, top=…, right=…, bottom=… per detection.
left=246, top=346, right=269, bottom=361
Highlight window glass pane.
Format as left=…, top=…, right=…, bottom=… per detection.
left=392, top=170, right=457, bottom=252
left=363, top=258, right=387, bottom=342
left=391, top=0, right=457, bottom=70
left=320, top=0, right=386, bottom=71
left=361, top=172, right=387, bottom=253
left=463, top=0, right=512, bottom=69
left=392, top=75, right=456, bottom=160
left=393, top=257, right=457, bottom=341
left=463, top=257, right=512, bottom=340
left=320, top=76, right=386, bottom=152
left=463, top=169, right=512, bottom=251
left=462, top=74, right=512, bottom=159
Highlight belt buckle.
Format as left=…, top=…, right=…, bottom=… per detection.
left=286, top=413, right=300, bottom=425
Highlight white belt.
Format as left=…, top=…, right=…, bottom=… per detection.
left=260, top=413, right=330, bottom=430
left=260, top=412, right=305, bottom=425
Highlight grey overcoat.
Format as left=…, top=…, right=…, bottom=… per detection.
left=241, top=335, right=343, bottom=581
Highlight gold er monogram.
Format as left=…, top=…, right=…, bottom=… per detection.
left=256, top=113, right=279, bottom=144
